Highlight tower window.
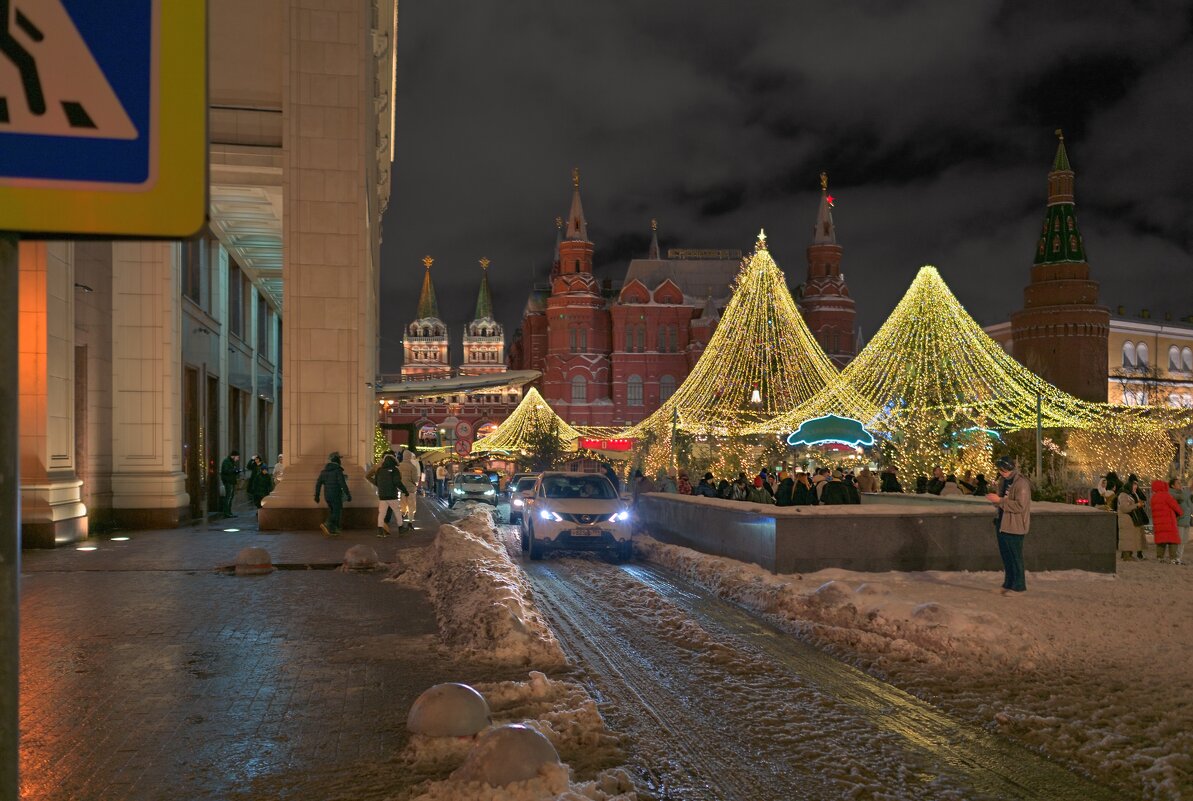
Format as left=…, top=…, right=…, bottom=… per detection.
left=636, top=326, right=645, bottom=352
left=580, top=329, right=587, bottom=352
left=657, top=325, right=667, bottom=352
left=1183, top=348, right=1193, bottom=373
left=574, top=259, right=580, bottom=273
left=627, top=375, right=643, bottom=406
left=624, top=325, right=633, bottom=352
left=669, top=324, right=678, bottom=352
left=569, top=329, right=576, bottom=352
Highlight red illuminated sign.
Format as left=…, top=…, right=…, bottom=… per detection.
left=580, top=437, right=634, bottom=452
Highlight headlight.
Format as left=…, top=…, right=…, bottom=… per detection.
left=608, top=510, right=630, bottom=522
left=513, top=498, right=524, bottom=507
left=539, top=508, right=563, bottom=522
left=483, top=489, right=496, bottom=496
left=453, top=487, right=464, bottom=495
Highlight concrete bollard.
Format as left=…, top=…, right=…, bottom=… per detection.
left=344, top=544, right=379, bottom=570
left=407, top=683, right=491, bottom=738
left=451, top=724, right=561, bottom=786
left=234, top=546, right=273, bottom=576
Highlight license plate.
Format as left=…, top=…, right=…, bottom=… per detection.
left=571, top=527, right=601, bottom=537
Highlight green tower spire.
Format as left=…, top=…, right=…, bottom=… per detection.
left=1033, top=130, right=1085, bottom=265
left=474, top=257, right=494, bottom=320
left=417, top=255, right=439, bottom=319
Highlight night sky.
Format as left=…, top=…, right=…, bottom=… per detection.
left=378, top=0, right=1193, bottom=373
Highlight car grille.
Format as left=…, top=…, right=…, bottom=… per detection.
left=560, top=512, right=605, bottom=524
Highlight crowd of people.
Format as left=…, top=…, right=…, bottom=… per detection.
left=1089, top=470, right=1190, bottom=564
left=630, top=465, right=876, bottom=506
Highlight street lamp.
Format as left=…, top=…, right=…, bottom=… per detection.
left=438, top=427, right=446, bottom=447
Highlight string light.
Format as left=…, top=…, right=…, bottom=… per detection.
left=470, top=387, right=581, bottom=454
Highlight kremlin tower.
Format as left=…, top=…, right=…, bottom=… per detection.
left=1010, top=131, right=1109, bottom=402
left=401, top=256, right=452, bottom=380
left=797, top=172, right=857, bottom=366
left=460, top=258, right=506, bottom=376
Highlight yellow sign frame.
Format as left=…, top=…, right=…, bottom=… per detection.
left=0, top=2, right=206, bottom=238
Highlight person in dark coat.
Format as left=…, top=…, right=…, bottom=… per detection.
left=820, top=471, right=853, bottom=505
left=694, top=472, right=718, bottom=498
left=915, top=475, right=929, bottom=494
left=366, top=449, right=403, bottom=537
left=631, top=469, right=656, bottom=507
left=880, top=468, right=903, bottom=493
left=775, top=475, right=796, bottom=506
left=972, top=474, right=989, bottom=497
left=926, top=466, right=946, bottom=495
left=792, top=472, right=818, bottom=506
left=219, top=450, right=241, bottom=518
left=715, top=479, right=731, bottom=499
left=315, top=451, right=351, bottom=536
left=245, top=454, right=273, bottom=508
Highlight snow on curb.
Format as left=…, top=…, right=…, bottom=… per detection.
left=405, top=672, right=635, bottom=801
left=388, top=509, right=567, bottom=669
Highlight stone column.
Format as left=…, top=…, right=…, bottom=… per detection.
left=109, top=242, right=189, bottom=528
left=259, top=0, right=379, bottom=530
left=18, top=241, right=88, bottom=547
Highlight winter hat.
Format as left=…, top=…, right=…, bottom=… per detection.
left=328, top=451, right=341, bottom=463
left=753, top=477, right=763, bottom=488
left=995, top=456, right=1015, bottom=472
left=832, top=469, right=843, bottom=479
left=703, top=472, right=715, bottom=481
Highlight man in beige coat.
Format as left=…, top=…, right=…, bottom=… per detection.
left=397, top=450, right=421, bottom=533
left=986, top=455, right=1031, bottom=595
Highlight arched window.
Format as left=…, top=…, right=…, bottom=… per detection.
left=635, top=326, right=645, bottom=352
left=1122, top=341, right=1136, bottom=368
left=571, top=376, right=587, bottom=404
left=660, top=375, right=676, bottom=401
left=1170, top=345, right=1181, bottom=372
left=627, top=375, right=643, bottom=406
left=1184, top=348, right=1193, bottom=373
left=624, top=325, right=633, bottom=352
left=657, top=325, right=667, bottom=352
left=1137, top=342, right=1149, bottom=368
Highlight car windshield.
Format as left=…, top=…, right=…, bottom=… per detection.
left=515, top=477, right=538, bottom=492
left=541, top=475, right=616, bottom=500
left=458, top=475, right=490, bottom=485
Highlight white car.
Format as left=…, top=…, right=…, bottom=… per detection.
left=507, top=474, right=539, bottom=525
left=448, top=473, right=498, bottom=507
left=522, top=472, right=632, bottom=562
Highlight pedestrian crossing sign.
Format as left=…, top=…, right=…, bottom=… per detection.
left=0, top=0, right=206, bottom=237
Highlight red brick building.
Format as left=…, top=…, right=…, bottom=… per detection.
left=510, top=171, right=855, bottom=427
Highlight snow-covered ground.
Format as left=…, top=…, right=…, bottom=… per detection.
left=386, top=509, right=637, bottom=800
left=637, top=536, right=1193, bottom=800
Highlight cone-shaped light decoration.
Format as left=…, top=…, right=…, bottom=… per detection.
left=471, top=387, right=581, bottom=454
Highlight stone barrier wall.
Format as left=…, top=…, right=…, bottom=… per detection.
left=636, top=493, right=1117, bottom=574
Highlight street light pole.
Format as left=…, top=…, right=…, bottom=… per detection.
left=1035, top=391, right=1043, bottom=483
left=1, top=233, right=20, bottom=799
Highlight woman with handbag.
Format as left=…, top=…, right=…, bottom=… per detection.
left=1117, top=478, right=1146, bottom=561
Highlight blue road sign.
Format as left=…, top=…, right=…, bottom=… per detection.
left=0, top=0, right=205, bottom=237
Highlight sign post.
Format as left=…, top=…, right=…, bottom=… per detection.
left=1, top=2, right=206, bottom=797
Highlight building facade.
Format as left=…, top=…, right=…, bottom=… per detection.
left=19, top=0, right=398, bottom=545
left=509, top=171, right=856, bottom=427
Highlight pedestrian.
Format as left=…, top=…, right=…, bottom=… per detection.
left=677, top=471, right=693, bottom=495
left=274, top=453, right=285, bottom=482
left=315, top=451, right=351, bottom=536
left=856, top=467, right=878, bottom=494
left=1116, top=477, right=1146, bottom=561
left=915, top=474, right=929, bottom=494
left=746, top=476, right=773, bottom=504
left=985, top=455, right=1030, bottom=595
left=694, top=472, right=718, bottom=498
left=219, top=450, right=241, bottom=518
left=820, top=470, right=852, bottom=505
left=1173, top=477, right=1191, bottom=566
left=1127, top=473, right=1148, bottom=559
left=971, top=473, right=989, bottom=497
left=774, top=472, right=795, bottom=506
left=1150, top=479, right=1183, bottom=563
left=246, top=454, right=273, bottom=508
left=366, top=449, right=403, bottom=537
left=812, top=468, right=829, bottom=501
left=940, top=474, right=963, bottom=497
left=656, top=468, right=677, bottom=494
left=926, top=466, right=946, bottom=495
left=958, top=470, right=976, bottom=495
left=715, top=479, right=731, bottom=499
left=435, top=463, right=447, bottom=498
left=631, top=469, right=656, bottom=506
left=398, top=449, right=420, bottom=532
left=879, top=467, right=903, bottom=493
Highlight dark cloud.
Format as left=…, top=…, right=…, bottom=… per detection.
left=379, top=0, right=1193, bottom=372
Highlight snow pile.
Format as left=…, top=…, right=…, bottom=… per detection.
left=636, top=536, right=1193, bottom=799
left=388, top=509, right=566, bottom=669
left=405, top=672, right=635, bottom=801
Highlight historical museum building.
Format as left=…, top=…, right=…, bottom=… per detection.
left=507, top=171, right=858, bottom=427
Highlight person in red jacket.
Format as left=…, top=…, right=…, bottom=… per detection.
left=1149, top=479, right=1184, bottom=563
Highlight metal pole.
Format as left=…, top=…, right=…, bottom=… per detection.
left=1035, top=391, right=1043, bottom=483
left=1, top=232, right=21, bottom=801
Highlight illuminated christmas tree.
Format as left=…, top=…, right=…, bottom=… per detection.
left=756, top=265, right=1175, bottom=479
left=620, top=231, right=840, bottom=474
left=470, top=387, right=581, bottom=455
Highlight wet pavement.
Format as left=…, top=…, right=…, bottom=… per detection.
left=18, top=496, right=475, bottom=801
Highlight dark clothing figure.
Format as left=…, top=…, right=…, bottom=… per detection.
left=694, top=473, right=718, bottom=498
left=715, top=479, right=731, bottom=499
left=972, top=475, right=989, bottom=497
left=315, top=453, right=351, bottom=535
left=915, top=475, right=929, bottom=494
left=793, top=478, right=818, bottom=506
left=371, top=453, right=404, bottom=500
left=246, top=456, right=273, bottom=508
left=632, top=472, right=656, bottom=506
left=880, top=471, right=903, bottom=493
left=775, top=477, right=795, bottom=506
left=820, top=480, right=852, bottom=505
left=219, top=452, right=240, bottom=517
